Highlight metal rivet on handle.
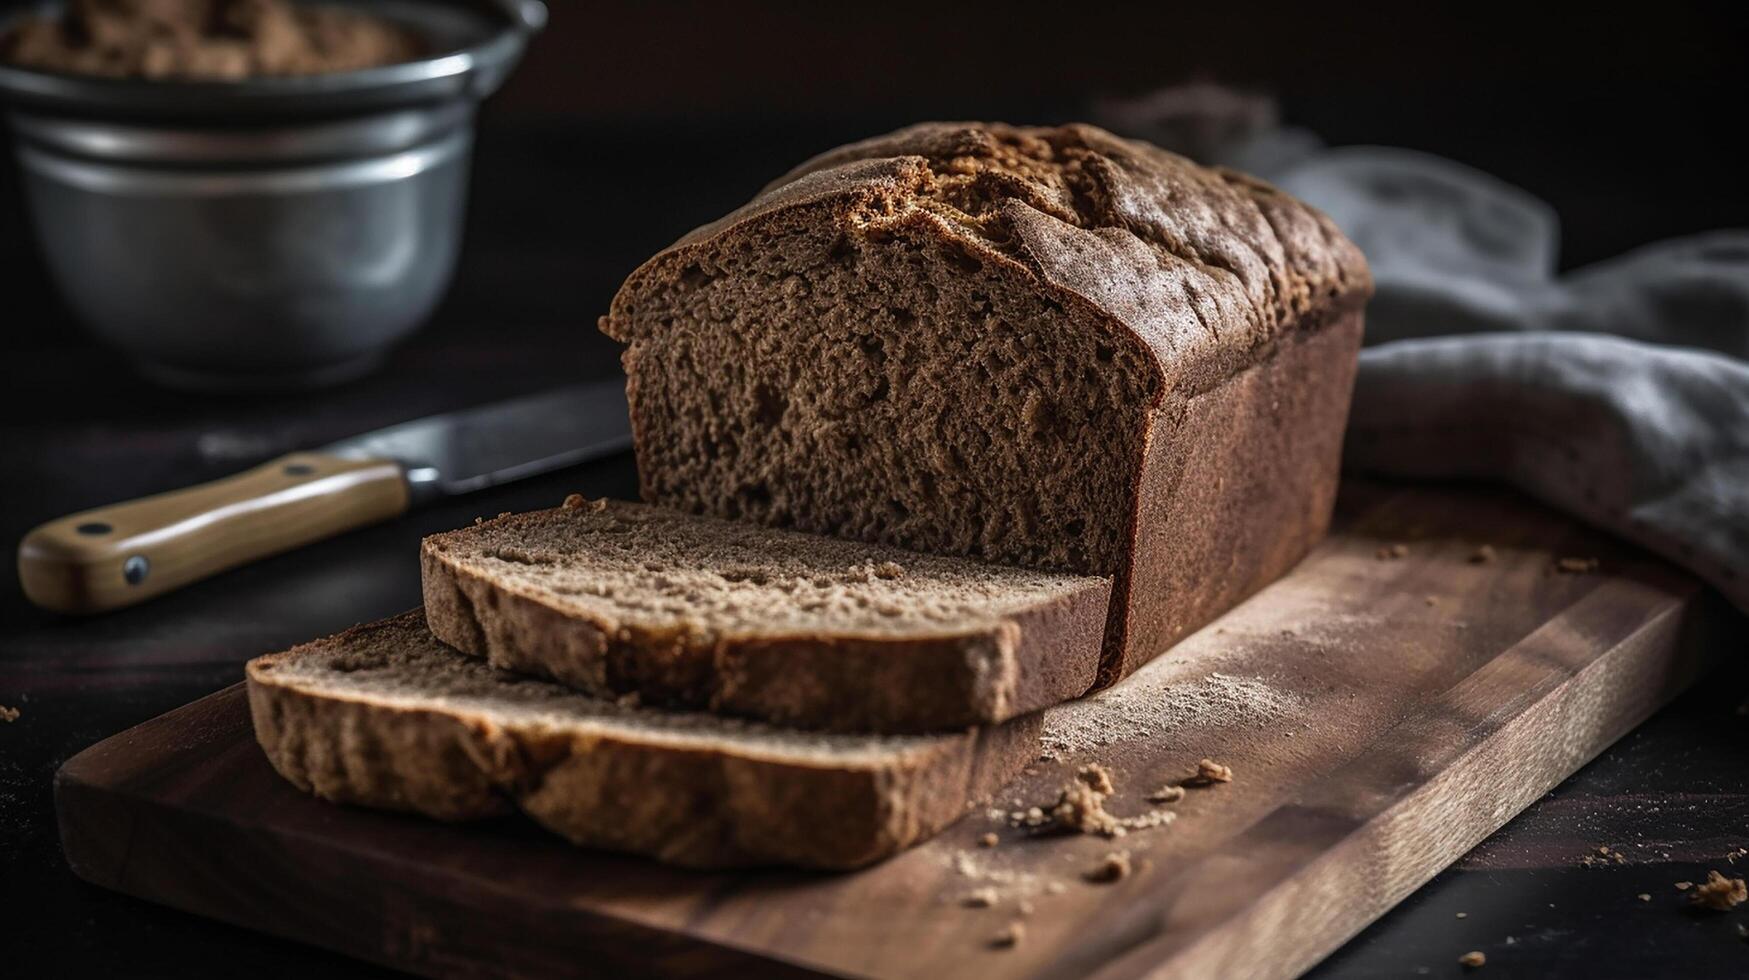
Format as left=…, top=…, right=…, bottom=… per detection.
left=123, top=555, right=149, bottom=585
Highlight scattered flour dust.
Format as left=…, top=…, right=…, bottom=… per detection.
left=1040, top=671, right=1303, bottom=760
left=944, top=850, right=1048, bottom=899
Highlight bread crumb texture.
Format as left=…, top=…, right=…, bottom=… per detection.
left=431, top=499, right=1101, bottom=644
left=1146, top=784, right=1185, bottom=804
left=601, top=120, right=1370, bottom=695
left=1690, top=870, right=1747, bottom=911
left=1085, top=850, right=1132, bottom=883
left=1077, top=762, right=1115, bottom=795
left=1458, top=950, right=1486, bottom=968
left=247, top=612, right=1036, bottom=869
left=1468, top=544, right=1496, bottom=564
left=1008, top=765, right=1177, bottom=838
left=1, top=0, right=424, bottom=81
left=1184, top=758, right=1233, bottom=786
left=0, top=704, right=18, bottom=722
left=991, top=921, right=1025, bottom=949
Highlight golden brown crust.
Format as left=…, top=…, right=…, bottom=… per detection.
left=246, top=613, right=1041, bottom=870
left=420, top=511, right=1110, bottom=732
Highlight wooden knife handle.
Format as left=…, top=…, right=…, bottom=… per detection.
left=17, top=451, right=410, bottom=615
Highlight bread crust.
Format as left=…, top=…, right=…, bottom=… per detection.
left=420, top=507, right=1110, bottom=732
left=605, top=122, right=1370, bottom=400
left=601, top=123, right=1370, bottom=689
left=246, top=612, right=1041, bottom=870
left=1106, top=308, right=1363, bottom=683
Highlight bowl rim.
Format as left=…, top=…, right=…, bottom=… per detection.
left=0, top=0, right=546, bottom=119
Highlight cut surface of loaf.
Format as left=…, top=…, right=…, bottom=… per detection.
left=601, top=121, right=1372, bottom=687
left=246, top=611, right=1038, bottom=870
left=422, top=497, right=1110, bottom=732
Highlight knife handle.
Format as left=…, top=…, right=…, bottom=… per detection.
left=17, top=451, right=410, bottom=615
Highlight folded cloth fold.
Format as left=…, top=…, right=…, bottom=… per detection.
left=1348, top=333, right=1749, bottom=609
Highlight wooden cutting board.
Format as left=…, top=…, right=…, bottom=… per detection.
left=55, top=482, right=1715, bottom=979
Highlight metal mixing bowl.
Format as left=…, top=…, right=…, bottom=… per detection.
left=0, top=0, right=546, bottom=390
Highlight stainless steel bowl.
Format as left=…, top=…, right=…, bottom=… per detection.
left=0, top=0, right=546, bottom=390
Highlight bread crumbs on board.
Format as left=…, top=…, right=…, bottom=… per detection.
left=1085, top=851, right=1132, bottom=883
left=1184, top=758, right=1233, bottom=786
left=1555, top=556, right=1599, bottom=574
left=1468, top=545, right=1496, bottom=564
left=1147, top=784, right=1185, bottom=804
left=991, top=921, right=1025, bottom=949
left=943, top=851, right=1047, bottom=901
left=978, top=832, right=999, bottom=848
left=1689, top=870, right=1747, bottom=911
left=1458, top=950, right=1486, bottom=968
left=963, top=887, right=999, bottom=908
left=1078, top=763, right=1115, bottom=795
left=1375, top=543, right=1410, bottom=560
left=1011, top=766, right=1178, bottom=838
left=0, top=704, right=19, bottom=723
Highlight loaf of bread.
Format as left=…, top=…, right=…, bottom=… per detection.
left=601, top=122, right=1371, bottom=686
left=421, top=497, right=1110, bottom=732
left=246, top=611, right=1038, bottom=869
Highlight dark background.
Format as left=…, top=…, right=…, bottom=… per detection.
left=3, top=1, right=1748, bottom=976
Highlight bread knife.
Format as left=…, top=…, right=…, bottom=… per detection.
left=17, top=381, right=632, bottom=615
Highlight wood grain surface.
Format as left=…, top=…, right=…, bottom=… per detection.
left=53, top=483, right=1713, bottom=979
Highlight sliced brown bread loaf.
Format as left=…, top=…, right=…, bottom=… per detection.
left=600, top=121, right=1372, bottom=688
left=421, top=497, right=1110, bottom=732
left=246, top=611, right=1038, bottom=870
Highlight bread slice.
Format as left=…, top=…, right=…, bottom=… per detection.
left=600, top=122, right=1370, bottom=689
left=421, top=497, right=1110, bottom=733
left=247, top=611, right=1038, bottom=870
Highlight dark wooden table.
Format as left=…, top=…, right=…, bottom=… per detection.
left=3, top=111, right=1747, bottom=977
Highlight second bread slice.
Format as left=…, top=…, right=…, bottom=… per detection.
left=421, top=497, right=1110, bottom=732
